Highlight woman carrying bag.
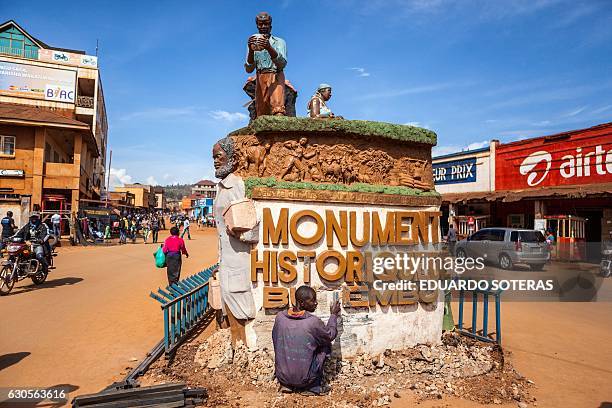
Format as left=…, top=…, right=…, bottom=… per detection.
left=162, top=226, right=189, bottom=285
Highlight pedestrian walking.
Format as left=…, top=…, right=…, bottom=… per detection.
left=1, top=211, right=16, bottom=250
left=142, top=217, right=151, bottom=244
left=119, top=216, right=127, bottom=244
left=130, top=218, right=138, bottom=243
left=447, top=223, right=457, bottom=256
left=51, top=212, right=61, bottom=238
left=162, top=226, right=189, bottom=285
left=151, top=216, right=160, bottom=243
left=181, top=217, right=191, bottom=240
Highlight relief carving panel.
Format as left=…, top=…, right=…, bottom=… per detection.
left=232, top=133, right=434, bottom=190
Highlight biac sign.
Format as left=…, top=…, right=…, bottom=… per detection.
left=433, top=158, right=477, bottom=185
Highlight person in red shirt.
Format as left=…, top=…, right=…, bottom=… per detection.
left=162, top=226, right=189, bottom=285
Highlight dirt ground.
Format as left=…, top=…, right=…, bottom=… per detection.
left=0, top=226, right=220, bottom=404
left=1, top=227, right=611, bottom=407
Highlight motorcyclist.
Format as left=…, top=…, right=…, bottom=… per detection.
left=13, top=212, right=51, bottom=274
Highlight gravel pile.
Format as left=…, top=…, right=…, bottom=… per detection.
left=143, top=331, right=535, bottom=407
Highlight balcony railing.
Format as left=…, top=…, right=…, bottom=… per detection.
left=77, top=96, right=95, bottom=108
left=0, top=46, right=39, bottom=60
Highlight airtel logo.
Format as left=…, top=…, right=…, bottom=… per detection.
left=518, top=145, right=612, bottom=186
left=519, top=151, right=552, bottom=186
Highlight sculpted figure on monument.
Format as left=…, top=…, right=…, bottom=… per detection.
left=243, top=77, right=298, bottom=122
left=245, top=12, right=287, bottom=117
left=244, top=140, right=271, bottom=177
left=280, top=137, right=318, bottom=181
left=212, top=137, right=257, bottom=349
left=307, top=83, right=342, bottom=119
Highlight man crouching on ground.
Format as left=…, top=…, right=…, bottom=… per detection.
left=272, top=285, right=341, bottom=395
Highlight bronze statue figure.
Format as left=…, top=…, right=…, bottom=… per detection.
left=245, top=12, right=287, bottom=117
left=307, top=83, right=342, bottom=119
left=243, top=76, right=297, bottom=122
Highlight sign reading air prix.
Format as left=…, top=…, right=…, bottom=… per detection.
left=496, top=125, right=612, bottom=190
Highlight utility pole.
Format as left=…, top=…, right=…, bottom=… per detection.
left=105, top=149, right=112, bottom=207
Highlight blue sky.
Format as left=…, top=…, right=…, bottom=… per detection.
left=7, top=0, right=612, bottom=188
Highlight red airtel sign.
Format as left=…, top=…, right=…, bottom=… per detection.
left=496, top=123, right=612, bottom=190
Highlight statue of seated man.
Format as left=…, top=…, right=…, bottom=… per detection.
left=307, top=84, right=342, bottom=119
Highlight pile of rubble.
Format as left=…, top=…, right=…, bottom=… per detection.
left=142, top=331, right=535, bottom=407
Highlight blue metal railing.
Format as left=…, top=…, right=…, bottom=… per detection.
left=150, top=264, right=217, bottom=354
left=457, top=282, right=503, bottom=344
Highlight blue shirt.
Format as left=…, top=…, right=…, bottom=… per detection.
left=1, top=216, right=15, bottom=238
left=245, top=35, right=287, bottom=72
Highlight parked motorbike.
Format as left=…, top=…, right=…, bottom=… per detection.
left=0, top=237, right=56, bottom=295
left=601, top=241, right=612, bottom=278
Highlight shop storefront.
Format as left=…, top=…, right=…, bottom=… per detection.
left=433, top=142, right=496, bottom=238
left=193, top=198, right=214, bottom=220
left=495, top=122, right=612, bottom=261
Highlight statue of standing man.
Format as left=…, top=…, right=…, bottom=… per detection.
left=245, top=12, right=287, bottom=117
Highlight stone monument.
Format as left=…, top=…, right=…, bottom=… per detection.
left=221, top=116, right=444, bottom=357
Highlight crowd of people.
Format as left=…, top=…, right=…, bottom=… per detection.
left=115, top=212, right=166, bottom=245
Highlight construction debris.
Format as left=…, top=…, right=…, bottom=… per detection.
left=141, top=331, right=535, bottom=407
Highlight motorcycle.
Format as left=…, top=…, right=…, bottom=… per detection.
left=601, top=240, right=612, bottom=278
left=0, top=237, right=56, bottom=295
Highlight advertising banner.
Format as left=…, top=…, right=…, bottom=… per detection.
left=433, top=157, right=477, bottom=185
left=496, top=125, right=612, bottom=190
left=38, top=49, right=98, bottom=68
left=0, top=61, right=76, bottom=103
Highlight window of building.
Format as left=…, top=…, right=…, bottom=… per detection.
left=0, top=136, right=16, bottom=156
left=0, top=26, right=39, bottom=59
left=45, top=143, right=52, bottom=162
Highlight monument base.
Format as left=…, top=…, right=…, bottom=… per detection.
left=247, top=198, right=444, bottom=357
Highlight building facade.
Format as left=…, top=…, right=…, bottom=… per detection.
left=191, top=179, right=216, bottom=198
left=151, top=186, right=166, bottom=210
left=114, top=184, right=156, bottom=209
left=0, top=20, right=108, bottom=227
left=433, top=141, right=497, bottom=237
left=434, top=122, right=612, bottom=262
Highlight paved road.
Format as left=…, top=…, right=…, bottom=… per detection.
left=0, top=227, right=219, bottom=402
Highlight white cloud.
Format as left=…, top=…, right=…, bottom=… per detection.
left=209, top=110, right=248, bottom=122
left=146, top=176, right=159, bottom=186
left=109, top=168, right=133, bottom=190
left=433, top=140, right=489, bottom=157
left=350, top=67, right=371, bottom=77
left=592, top=105, right=612, bottom=115
left=563, top=106, right=588, bottom=118
left=356, top=81, right=470, bottom=101
left=404, top=121, right=431, bottom=129
left=466, top=140, right=489, bottom=150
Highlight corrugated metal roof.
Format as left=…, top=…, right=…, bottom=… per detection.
left=441, top=182, right=612, bottom=203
